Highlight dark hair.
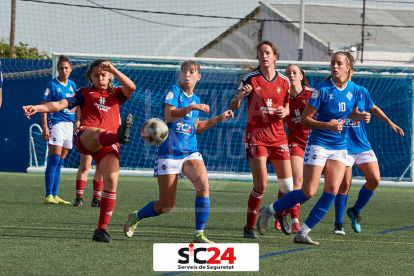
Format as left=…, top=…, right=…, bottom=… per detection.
left=84, top=59, right=114, bottom=94
left=285, top=64, right=310, bottom=87
left=57, top=55, right=71, bottom=67
left=322, top=51, right=355, bottom=82
left=237, top=40, right=279, bottom=85
left=181, top=60, right=201, bottom=73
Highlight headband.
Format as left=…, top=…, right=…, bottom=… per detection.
left=332, top=51, right=350, bottom=65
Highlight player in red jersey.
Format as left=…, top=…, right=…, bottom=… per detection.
left=23, top=60, right=136, bottom=243
left=283, top=64, right=314, bottom=233
left=230, top=41, right=293, bottom=238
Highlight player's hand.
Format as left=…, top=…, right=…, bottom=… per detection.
left=239, top=84, right=252, bottom=99
left=42, top=127, right=49, bottom=141
left=276, top=106, right=289, bottom=118
left=100, top=61, right=115, bottom=73
left=361, top=111, right=371, bottom=123
left=22, top=105, right=38, bottom=119
left=390, top=123, right=404, bottom=136
left=219, top=110, right=234, bottom=122
left=327, top=119, right=343, bottom=133
left=191, top=104, right=210, bottom=114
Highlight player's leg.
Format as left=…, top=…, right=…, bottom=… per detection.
left=44, top=144, right=62, bottom=204
left=288, top=155, right=304, bottom=233
left=74, top=153, right=92, bottom=207
left=91, top=167, right=103, bottom=207
left=244, top=155, right=268, bottom=238
left=124, top=174, right=177, bottom=238
left=334, top=166, right=352, bottom=235
left=52, top=147, right=71, bottom=204
left=270, top=158, right=293, bottom=235
left=347, top=160, right=380, bottom=233
left=92, top=152, right=119, bottom=243
left=182, top=158, right=214, bottom=243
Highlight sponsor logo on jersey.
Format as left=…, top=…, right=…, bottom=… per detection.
left=266, top=99, right=272, bottom=107
left=280, top=144, right=289, bottom=152
left=176, top=121, right=193, bottom=135
left=261, top=98, right=278, bottom=114
left=295, top=109, right=301, bottom=117
left=44, top=88, right=50, bottom=96
left=311, top=90, right=319, bottom=99
left=346, top=91, right=353, bottom=100
left=166, top=91, right=174, bottom=100
left=94, top=97, right=111, bottom=112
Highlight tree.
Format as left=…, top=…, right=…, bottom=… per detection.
left=0, top=39, right=50, bottom=60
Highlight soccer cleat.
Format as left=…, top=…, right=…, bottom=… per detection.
left=275, top=213, right=292, bottom=235
left=92, top=228, right=113, bottom=243
left=346, top=207, right=361, bottom=233
left=73, top=197, right=84, bottom=207
left=54, top=196, right=71, bottom=205
left=275, top=220, right=281, bottom=230
left=118, top=113, right=134, bottom=145
left=124, top=212, right=139, bottom=238
left=334, top=222, right=346, bottom=235
left=256, top=206, right=273, bottom=235
left=91, top=198, right=101, bottom=207
left=44, top=195, right=58, bottom=204
left=193, top=232, right=214, bottom=243
left=243, top=227, right=258, bottom=239
left=291, top=222, right=301, bottom=234
left=293, top=231, right=319, bottom=245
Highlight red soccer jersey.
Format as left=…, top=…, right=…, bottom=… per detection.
left=286, top=86, right=314, bottom=146
left=240, top=70, right=290, bottom=146
left=67, top=86, right=129, bottom=133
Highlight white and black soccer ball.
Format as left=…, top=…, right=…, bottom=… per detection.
left=140, top=118, right=169, bottom=146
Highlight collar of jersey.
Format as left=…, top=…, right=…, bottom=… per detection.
left=55, top=78, right=69, bottom=87
left=177, top=84, right=194, bottom=98
left=330, top=78, right=348, bottom=91
left=290, top=85, right=306, bottom=98
left=259, top=70, right=278, bottom=82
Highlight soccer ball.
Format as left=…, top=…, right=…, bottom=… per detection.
left=140, top=118, right=169, bottom=146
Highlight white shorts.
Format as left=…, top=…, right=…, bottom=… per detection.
left=304, top=144, right=347, bottom=166
left=48, top=121, right=73, bottom=149
left=154, top=152, right=204, bottom=178
left=346, top=150, right=378, bottom=167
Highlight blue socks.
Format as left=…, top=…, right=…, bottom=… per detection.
left=45, top=155, right=60, bottom=197
left=353, top=185, right=375, bottom=214
left=272, top=189, right=309, bottom=213
left=304, top=191, right=336, bottom=229
left=137, top=201, right=160, bottom=220
left=52, top=159, right=64, bottom=197
left=335, top=194, right=348, bottom=224
left=195, top=196, right=210, bottom=232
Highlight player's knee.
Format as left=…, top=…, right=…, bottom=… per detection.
left=279, top=177, right=294, bottom=194
left=160, top=202, right=175, bottom=213
left=193, top=174, right=209, bottom=192
left=366, top=176, right=380, bottom=189
left=79, top=162, right=91, bottom=172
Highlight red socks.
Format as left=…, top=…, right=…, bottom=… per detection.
left=276, top=190, right=286, bottom=217
left=246, top=188, right=264, bottom=229
left=76, top=180, right=86, bottom=198
left=97, top=131, right=119, bottom=147
left=93, top=180, right=103, bottom=199
left=98, top=190, right=116, bottom=231
left=289, top=203, right=301, bottom=219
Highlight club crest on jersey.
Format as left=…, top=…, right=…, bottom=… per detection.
left=94, top=97, right=111, bottom=112
left=302, top=99, right=307, bottom=104
left=346, top=92, right=353, bottom=100
left=276, top=87, right=281, bottom=94
left=311, top=90, right=319, bottom=99
left=166, top=92, right=174, bottom=100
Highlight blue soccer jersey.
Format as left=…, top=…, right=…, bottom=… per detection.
left=347, top=86, right=374, bottom=154
left=43, top=78, right=76, bottom=125
left=306, top=79, right=361, bottom=150
left=156, top=84, right=200, bottom=159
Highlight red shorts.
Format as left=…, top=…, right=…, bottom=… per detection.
left=74, top=127, right=120, bottom=166
left=288, top=137, right=307, bottom=158
left=245, top=142, right=290, bottom=161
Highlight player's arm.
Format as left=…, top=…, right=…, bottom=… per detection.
left=164, top=103, right=210, bottom=123
left=23, top=99, right=70, bottom=120
left=300, top=104, right=343, bottom=133
left=75, top=106, right=81, bottom=129
left=41, top=100, right=50, bottom=141
left=230, top=84, right=252, bottom=111
left=101, top=62, right=135, bottom=97
left=195, top=110, right=234, bottom=134
left=348, top=107, right=371, bottom=123
left=370, top=104, right=404, bottom=136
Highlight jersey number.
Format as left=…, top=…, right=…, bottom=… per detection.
left=338, top=102, right=346, bottom=112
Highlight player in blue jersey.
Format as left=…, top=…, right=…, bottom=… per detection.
left=41, top=55, right=77, bottom=204
left=124, top=60, right=234, bottom=243
left=334, top=74, right=404, bottom=235
left=256, top=51, right=371, bottom=245
left=0, top=60, right=3, bottom=107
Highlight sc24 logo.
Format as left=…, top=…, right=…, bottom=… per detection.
left=178, top=244, right=236, bottom=264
